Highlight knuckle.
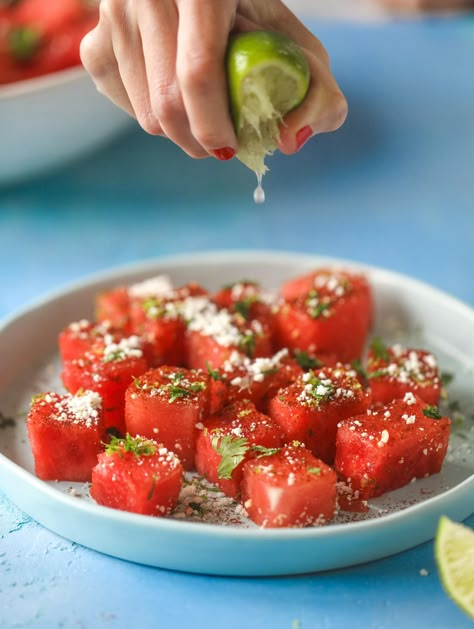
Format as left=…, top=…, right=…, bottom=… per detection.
left=80, top=36, right=111, bottom=79
left=136, top=109, right=163, bottom=136
left=329, top=91, right=348, bottom=130
left=150, top=83, right=183, bottom=125
left=192, top=129, right=227, bottom=149
left=98, top=0, right=122, bottom=24
left=177, top=50, right=216, bottom=92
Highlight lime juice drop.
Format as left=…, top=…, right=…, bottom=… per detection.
left=253, top=172, right=265, bottom=204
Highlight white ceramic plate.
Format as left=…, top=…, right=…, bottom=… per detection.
left=0, top=251, right=472, bottom=576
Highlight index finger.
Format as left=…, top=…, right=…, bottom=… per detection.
left=175, top=0, right=238, bottom=155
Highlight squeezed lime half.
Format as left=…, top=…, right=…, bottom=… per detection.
left=435, top=516, right=474, bottom=620
left=226, top=30, right=310, bottom=175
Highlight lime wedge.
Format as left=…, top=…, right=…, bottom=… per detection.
left=226, top=30, right=310, bottom=175
left=435, top=516, right=474, bottom=620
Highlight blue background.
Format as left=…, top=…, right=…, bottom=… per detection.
left=1, top=16, right=473, bottom=629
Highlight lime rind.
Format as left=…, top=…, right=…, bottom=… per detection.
left=226, top=31, right=310, bottom=175
left=435, top=516, right=474, bottom=620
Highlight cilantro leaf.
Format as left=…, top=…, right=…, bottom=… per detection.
left=142, top=297, right=166, bottom=319
left=441, top=372, right=454, bottom=387
left=294, top=350, right=323, bottom=370
left=239, top=331, right=256, bottom=357
left=350, top=358, right=367, bottom=382
left=423, top=405, right=443, bottom=420
left=211, top=433, right=249, bottom=479
left=308, top=302, right=330, bottom=319
left=252, top=445, right=280, bottom=458
left=369, top=337, right=391, bottom=362
left=367, top=369, right=387, bottom=380
left=103, top=349, right=126, bottom=363
left=168, top=382, right=205, bottom=403
left=105, top=434, right=157, bottom=457
left=234, top=298, right=255, bottom=321
left=206, top=362, right=224, bottom=381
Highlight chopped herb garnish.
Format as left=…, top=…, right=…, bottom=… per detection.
left=441, top=372, right=454, bottom=387
left=133, top=377, right=153, bottom=390
left=351, top=358, right=367, bottom=382
left=168, top=371, right=185, bottom=383
left=206, top=362, right=224, bottom=381
left=305, top=290, right=331, bottom=319
left=105, top=434, right=157, bottom=457
left=239, top=331, right=256, bottom=357
left=367, top=369, right=387, bottom=380
left=211, top=433, right=249, bottom=479
left=234, top=297, right=256, bottom=321
left=423, top=405, right=443, bottom=420
left=253, top=445, right=280, bottom=458
left=305, top=371, right=335, bottom=403
left=307, top=466, right=321, bottom=475
left=142, top=296, right=166, bottom=319
left=294, top=350, right=323, bottom=370
left=238, top=409, right=252, bottom=417
left=31, top=393, right=47, bottom=403
left=103, top=349, right=126, bottom=363
left=308, top=301, right=330, bottom=319
left=211, top=434, right=280, bottom=478
left=168, top=382, right=205, bottom=403
left=8, top=26, right=42, bottom=61
left=370, top=337, right=391, bottom=362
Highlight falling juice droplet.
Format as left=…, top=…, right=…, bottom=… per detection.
left=253, top=172, right=265, bottom=204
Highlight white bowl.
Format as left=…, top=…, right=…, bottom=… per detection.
left=0, top=66, right=133, bottom=185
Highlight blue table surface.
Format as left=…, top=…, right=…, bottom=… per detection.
left=1, top=16, right=473, bottom=629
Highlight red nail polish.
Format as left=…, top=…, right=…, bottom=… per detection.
left=295, top=126, right=313, bottom=151
left=211, top=147, right=236, bottom=161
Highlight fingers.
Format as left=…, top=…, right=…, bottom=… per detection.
left=176, top=0, right=238, bottom=154
left=136, top=0, right=207, bottom=157
left=277, top=48, right=348, bottom=155
left=80, top=9, right=134, bottom=117
left=237, top=0, right=346, bottom=154
left=380, top=0, right=474, bottom=11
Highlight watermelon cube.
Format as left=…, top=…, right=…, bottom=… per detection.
left=27, top=390, right=104, bottom=481
left=95, top=286, right=131, bottom=332
left=334, top=393, right=451, bottom=499
left=91, top=434, right=183, bottom=516
left=184, top=297, right=273, bottom=370
left=268, top=365, right=371, bottom=464
left=274, top=269, right=373, bottom=364
left=61, top=335, right=148, bottom=434
left=195, top=399, right=285, bottom=499
left=367, top=339, right=441, bottom=406
left=129, top=281, right=208, bottom=367
left=207, top=348, right=302, bottom=414
left=125, top=365, right=209, bottom=470
left=241, top=443, right=337, bottom=528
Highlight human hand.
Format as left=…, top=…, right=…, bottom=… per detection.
left=379, top=0, right=473, bottom=12
left=80, top=0, right=347, bottom=160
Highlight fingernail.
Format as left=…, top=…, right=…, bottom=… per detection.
left=211, top=147, right=236, bottom=161
left=295, top=126, right=313, bottom=151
